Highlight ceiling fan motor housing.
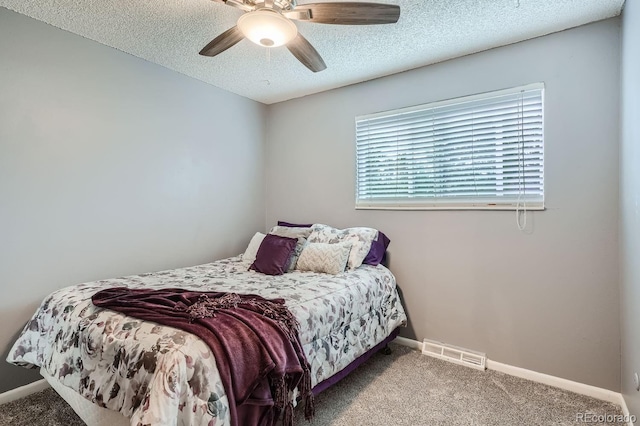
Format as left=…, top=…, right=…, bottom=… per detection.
left=237, top=9, right=298, bottom=47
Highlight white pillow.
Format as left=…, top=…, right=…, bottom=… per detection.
left=269, top=225, right=313, bottom=239
left=242, top=232, right=266, bottom=264
left=296, top=242, right=352, bottom=275
left=307, top=224, right=378, bottom=270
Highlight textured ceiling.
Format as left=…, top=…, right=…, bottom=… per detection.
left=0, top=0, right=624, bottom=104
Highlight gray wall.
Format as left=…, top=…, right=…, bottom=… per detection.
left=0, top=8, right=266, bottom=392
left=265, top=19, right=621, bottom=390
left=620, top=0, right=640, bottom=417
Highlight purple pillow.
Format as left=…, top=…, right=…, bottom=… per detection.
left=362, top=231, right=390, bottom=266
left=250, top=234, right=298, bottom=275
left=277, top=221, right=313, bottom=228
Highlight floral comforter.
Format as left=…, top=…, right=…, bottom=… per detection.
left=7, top=256, right=406, bottom=426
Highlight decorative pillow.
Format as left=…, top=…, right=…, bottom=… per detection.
left=285, top=237, right=307, bottom=272
left=307, top=224, right=378, bottom=270
left=277, top=221, right=313, bottom=228
left=250, top=234, right=298, bottom=275
left=295, top=242, right=352, bottom=275
left=269, top=225, right=313, bottom=239
left=362, top=231, right=390, bottom=266
left=242, top=232, right=266, bottom=264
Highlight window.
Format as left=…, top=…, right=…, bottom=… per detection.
left=355, top=83, right=544, bottom=210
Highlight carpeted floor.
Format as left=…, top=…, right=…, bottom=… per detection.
left=0, top=343, right=625, bottom=425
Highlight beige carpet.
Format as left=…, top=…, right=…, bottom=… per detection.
left=0, top=344, right=625, bottom=425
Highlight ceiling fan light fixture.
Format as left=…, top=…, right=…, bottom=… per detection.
left=237, top=9, right=298, bottom=48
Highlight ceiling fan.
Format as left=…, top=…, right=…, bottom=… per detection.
left=199, top=0, right=401, bottom=72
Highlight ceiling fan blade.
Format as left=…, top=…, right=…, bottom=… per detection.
left=292, top=2, right=400, bottom=25
left=199, top=26, right=244, bottom=57
left=225, top=0, right=254, bottom=12
left=282, top=9, right=312, bottom=20
left=286, top=33, right=327, bottom=72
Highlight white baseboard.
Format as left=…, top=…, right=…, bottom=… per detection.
left=0, top=379, right=50, bottom=405
left=393, top=336, right=625, bottom=407
left=486, top=359, right=621, bottom=405
left=394, top=336, right=423, bottom=351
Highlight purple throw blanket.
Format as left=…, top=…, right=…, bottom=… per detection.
left=92, top=288, right=314, bottom=426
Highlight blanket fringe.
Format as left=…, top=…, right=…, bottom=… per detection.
left=272, top=375, right=286, bottom=410
left=301, top=365, right=315, bottom=421
left=180, top=293, right=300, bottom=341
left=181, top=293, right=241, bottom=321
left=283, top=402, right=294, bottom=426
left=304, top=393, right=315, bottom=421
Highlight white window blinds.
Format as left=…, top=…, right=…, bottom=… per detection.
left=355, top=83, right=544, bottom=210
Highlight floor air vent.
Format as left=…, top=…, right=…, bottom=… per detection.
left=422, top=339, right=486, bottom=371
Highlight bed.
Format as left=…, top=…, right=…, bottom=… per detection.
left=7, top=250, right=406, bottom=425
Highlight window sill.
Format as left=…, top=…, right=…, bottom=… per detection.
left=355, top=204, right=545, bottom=211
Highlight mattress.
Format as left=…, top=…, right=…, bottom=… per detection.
left=9, top=256, right=406, bottom=425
